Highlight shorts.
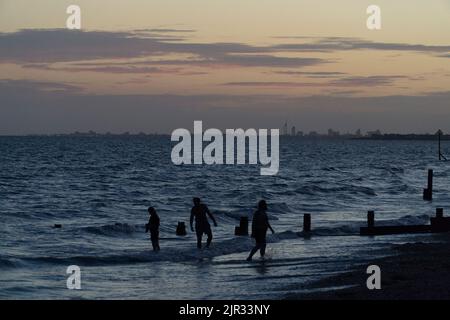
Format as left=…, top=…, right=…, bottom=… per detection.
left=196, top=223, right=212, bottom=237
left=253, top=230, right=267, bottom=244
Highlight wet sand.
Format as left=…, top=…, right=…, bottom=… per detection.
left=288, top=234, right=450, bottom=300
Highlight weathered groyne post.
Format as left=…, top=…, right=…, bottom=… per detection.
left=423, top=169, right=433, bottom=201
left=176, top=222, right=187, bottom=236
left=438, top=130, right=442, bottom=161
left=360, top=209, right=431, bottom=235
left=430, top=208, right=450, bottom=233
left=437, top=130, right=448, bottom=160
left=240, top=217, right=249, bottom=235
left=436, top=207, right=444, bottom=218
left=367, top=210, right=375, bottom=229
left=303, top=214, right=311, bottom=233
left=235, top=217, right=249, bottom=236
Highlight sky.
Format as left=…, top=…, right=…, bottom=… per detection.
left=0, top=0, right=449, bottom=134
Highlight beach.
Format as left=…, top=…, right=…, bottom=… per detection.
left=289, top=233, right=450, bottom=300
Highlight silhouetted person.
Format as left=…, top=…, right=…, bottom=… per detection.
left=145, top=207, right=160, bottom=251
left=247, top=200, right=274, bottom=261
left=190, top=197, right=217, bottom=249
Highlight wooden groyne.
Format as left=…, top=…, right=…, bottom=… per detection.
left=360, top=208, right=450, bottom=236
left=235, top=217, right=249, bottom=236
left=423, top=169, right=433, bottom=201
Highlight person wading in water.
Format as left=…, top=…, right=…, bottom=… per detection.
left=190, top=197, right=217, bottom=249
left=247, top=200, right=275, bottom=261
left=145, top=207, right=160, bottom=251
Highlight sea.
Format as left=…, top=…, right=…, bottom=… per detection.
left=1, top=136, right=449, bottom=299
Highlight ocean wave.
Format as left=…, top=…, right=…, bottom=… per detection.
left=219, top=210, right=251, bottom=220
left=300, top=214, right=431, bottom=237
left=269, top=202, right=292, bottom=214
left=15, top=230, right=303, bottom=267
left=384, top=183, right=415, bottom=194
left=0, top=257, right=19, bottom=269
left=295, top=185, right=376, bottom=196
left=387, top=167, right=404, bottom=174
left=384, top=214, right=430, bottom=226
left=321, top=167, right=338, bottom=172
left=307, top=225, right=360, bottom=237
left=219, top=210, right=279, bottom=221
left=78, top=212, right=431, bottom=240
left=18, top=238, right=254, bottom=266
left=4, top=213, right=436, bottom=269
left=82, top=223, right=144, bottom=236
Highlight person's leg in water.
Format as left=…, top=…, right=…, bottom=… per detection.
left=247, top=242, right=262, bottom=261
left=151, top=231, right=160, bottom=251
left=156, top=230, right=160, bottom=251
left=205, top=226, right=213, bottom=248
left=260, top=241, right=267, bottom=258
left=196, top=228, right=203, bottom=249
left=247, top=232, right=265, bottom=261
left=151, top=239, right=158, bottom=251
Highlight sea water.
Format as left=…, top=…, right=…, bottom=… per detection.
left=0, top=136, right=449, bottom=299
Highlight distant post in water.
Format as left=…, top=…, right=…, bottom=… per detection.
left=431, top=208, right=450, bottom=233
left=235, top=217, right=249, bottom=236
left=176, top=222, right=187, bottom=236
left=303, top=214, right=311, bottom=232
left=437, top=130, right=447, bottom=161
left=438, top=130, right=442, bottom=161
left=367, top=210, right=375, bottom=229
left=239, top=217, right=248, bottom=235
left=423, top=169, right=433, bottom=201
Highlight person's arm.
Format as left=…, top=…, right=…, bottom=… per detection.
left=251, top=215, right=256, bottom=238
left=266, top=215, right=275, bottom=234
left=190, top=208, right=195, bottom=231
left=145, top=218, right=150, bottom=233
left=205, top=205, right=217, bottom=226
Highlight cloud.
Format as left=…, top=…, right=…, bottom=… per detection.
left=0, top=29, right=328, bottom=69
left=330, top=75, right=408, bottom=86
left=4, top=29, right=448, bottom=74
left=0, top=79, right=82, bottom=93
left=271, top=71, right=346, bottom=78
left=224, top=81, right=318, bottom=87
left=273, top=37, right=450, bottom=54
left=23, top=63, right=184, bottom=74
left=220, top=54, right=324, bottom=68
left=133, top=28, right=195, bottom=33
left=0, top=29, right=168, bottom=63
left=223, top=75, right=407, bottom=88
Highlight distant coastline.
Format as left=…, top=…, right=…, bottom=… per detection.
left=352, top=134, right=450, bottom=141
left=0, top=131, right=449, bottom=141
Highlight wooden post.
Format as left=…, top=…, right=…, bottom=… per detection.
left=303, top=214, right=311, bottom=232
left=176, top=222, right=187, bottom=236
left=436, top=208, right=444, bottom=218
left=439, top=130, right=442, bottom=161
left=367, top=211, right=375, bottom=229
left=239, top=217, right=249, bottom=235
left=423, top=169, right=433, bottom=201
left=428, top=169, right=433, bottom=193
left=235, top=217, right=249, bottom=236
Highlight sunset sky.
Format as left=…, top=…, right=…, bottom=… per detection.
left=0, top=0, right=449, bottom=134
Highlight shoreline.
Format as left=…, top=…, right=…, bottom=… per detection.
left=287, top=233, right=450, bottom=300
